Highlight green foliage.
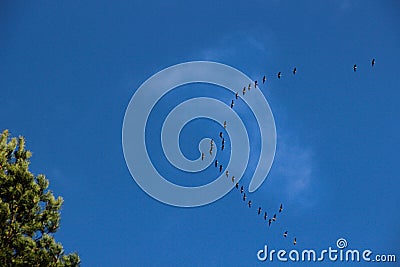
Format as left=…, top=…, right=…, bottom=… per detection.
left=0, top=130, right=80, bottom=266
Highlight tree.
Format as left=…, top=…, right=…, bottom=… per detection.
left=0, top=130, right=80, bottom=266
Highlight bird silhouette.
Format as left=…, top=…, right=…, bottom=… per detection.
left=277, top=72, right=281, bottom=79
left=372, top=58, right=375, bottom=67
left=223, top=121, right=227, bottom=129
left=248, top=83, right=251, bottom=91
left=279, top=203, right=283, bottom=213
left=230, top=100, right=234, bottom=108
left=225, top=170, right=229, bottom=178
left=284, top=231, right=288, bottom=237
left=235, top=182, right=239, bottom=189
left=219, top=132, right=223, bottom=138
left=240, top=186, right=244, bottom=193
left=231, top=176, right=235, bottom=183
left=215, top=159, right=218, bottom=167
left=219, top=165, right=223, bottom=172
left=293, top=67, right=297, bottom=75
left=272, top=214, right=277, bottom=221
left=353, top=64, right=357, bottom=72
left=258, top=207, right=262, bottom=215
left=242, top=87, right=246, bottom=95
left=248, top=200, right=252, bottom=207
left=235, top=92, right=238, bottom=99
left=262, top=75, right=266, bottom=84
left=222, top=138, right=225, bottom=145
left=293, top=238, right=297, bottom=245
left=221, top=144, right=225, bottom=151
left=264, top=212, right=267, bottom=220
left=254, top=80, right=258, bottom=88
left=243, top=193, right=246, bottom=201
left=268, top=219, right=272, bottom=226
left=201, top=153, right=204, bottom=160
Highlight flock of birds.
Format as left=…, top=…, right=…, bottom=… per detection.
left=199, top=57, right=376, bottom=245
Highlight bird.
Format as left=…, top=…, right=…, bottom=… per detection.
left=223, top=121, right=227, bottom=129
left=201, top=153, right=204, bottom=160
left=230, top=100, right=234, bottom=108
left=248, top=200, right=252, bottom=207
left=254, top=80, right=258, bottom=88
left=235, top=92, right=238, bottom=99
left=231, top=176, right=235, bottom=183
left=293, top=67, right=297, bottom=75
left=222, top=138, right=225, bottom=145
left=242, top=87, right=246, bottom=95
left=221, top=144, right=225, bottom=151
left=243, top=193, right=246, bottom=201
left=277, top=72, right=281, bottom=79
left=248, top=83, right=251, bottom=91
left=279, top=203, right=283, bottom=213
left=284, top=231, right=288, bottom=237
left=215, top=160, right=218, bottom=167
left=219, top=165, right=222, bottom=172
left=240, top=186, right=244, bottom=193
left=264, top=212, right=267, bottom=220
left=353, top=64, right=357, bottom=72
left=272, top=214, right=277, bottom=221
left=262, top=75, right=266, bottom=84
left=372, top=58, right=375, bottom=67
left=219, top=132, right=223, bottom=138
left=225, top=170, right=229, bottom=178
left=235, top=182, right=239, bottom=189
left=258, top=207, right=262, bottom=215
left=210, top=139, right=214, bottom=147
left=268, top=219, right=272, bottom=226
left=293, top=238, right=297, bottom=245
left=209, top=148, right=212, bottom=155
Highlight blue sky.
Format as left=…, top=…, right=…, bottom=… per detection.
left=1, top=1, right=399, bottom=266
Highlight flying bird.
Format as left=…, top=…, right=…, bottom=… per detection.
left=264, top=212, right=267, bottom=220
left=230, top=100, right=234, bottom=108
left=222, top=138, right=225, bottom=145
left=243, top=193, right=246, bottom=201
left=353, top=64, right=357, bottom=72
left=225, top=170, right=229, bottom=178
left=235, top=182, right=239, bottom=189
left=284, top=231, right=288, bottom=237
left=231, top=176, right=235, bottom=183
left=221, top=144, right=225, bottom=151
left=254, top=80, right=258, bottom=88
left=293, top=238, right=297, bottom=245
left=248, top=200, right=252, bottom=207
left=219, top=132, right=223, bottom=138
left=240, top=186, right=244, bottom=193
left=262, top=75, right=266, bottom=84
left=215, top=159, right=218, bottom=167
left=235, top=92, right=238, bottom=99
left=277, top=72, right=281, bottom=79
left=258, top=207, right=262, bottom=215
left=201, top=152, right=204, bottom=160
left=272, top=214, right=277, bottom=221
left=279, top=203, right=283, bottom=213
left=372, top=58, right=375, bottom=67
left=268, top=219, right=272, bottom=226
left=242, top=87, right=246, bottom=95
left=219, top=165, right=223, bottom=172
left=223, top=121, right=227, bottom=129
left=293, top=67, right=297, bottom=75
left=248, top=83, right=251, bottom=91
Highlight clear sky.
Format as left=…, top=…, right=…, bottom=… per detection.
left=1, top=1, right=399, bottom=266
